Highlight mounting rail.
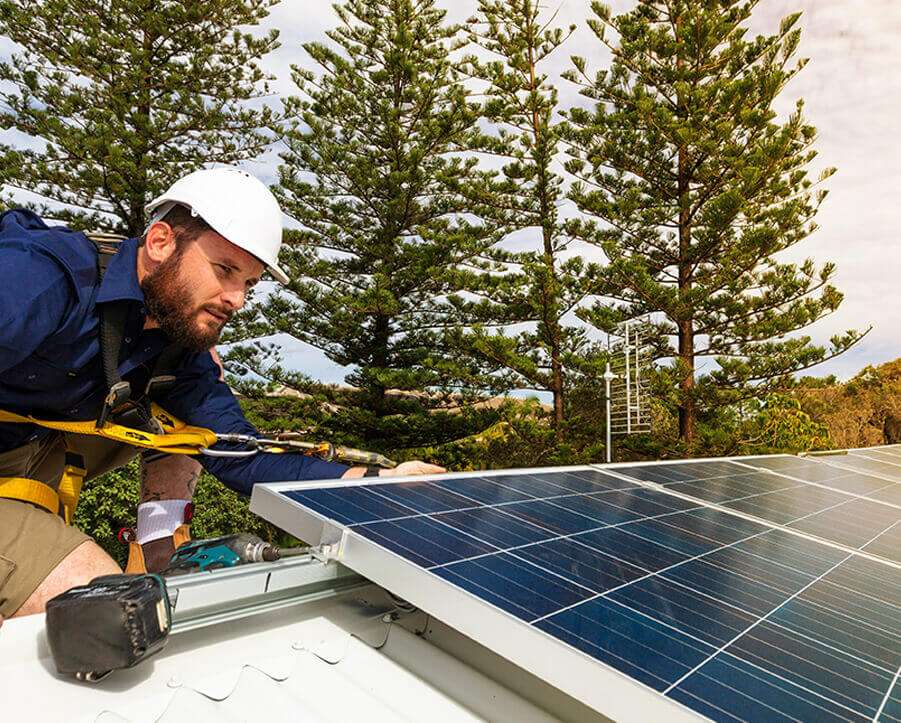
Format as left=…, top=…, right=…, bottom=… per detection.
left=165, top=554, right=367, bottom=633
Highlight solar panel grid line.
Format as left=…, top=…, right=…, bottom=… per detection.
left=875, top=666, right=901, bottom=722
left=671, top=651, right=880, bottom=723
left=279, top=474, right=895, bottom=671
left=768, top=580, right=901, bottom=650
left=663, top=526, right=884, bottom=694
left=662, top=521, right=901, bottom=721
left=355, top=484, right=693, bottom=542
left=730, top=460, right=901, bottom=512
left=292, top=470, right=896, bottom=632
left=535, top=563, right=890, bottom=722
left=850, top=451, right=901, bottom=468
left=285, top=473, right=638, bottom=530
left=798, top=581, right=900, bottom=645
left=812, top=457, right=901, bottom=486
left=350, top=494, right=698, bottom=574
left=594, top=531, right=900, bottom=676
left=250, top=455, right=901, bottom=722
left=854, top=454, right=901, bottom=471
left=646, top=571, right=901, bottom=681
left=528, top=522, right=777, bottom=625
left=355, top=476, right=840, bottom=583
left=589, top=464, right=901, bottom=570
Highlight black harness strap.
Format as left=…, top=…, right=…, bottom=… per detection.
left=87, top=233, right=184, bottom=433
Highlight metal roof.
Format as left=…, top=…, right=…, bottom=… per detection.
left=0, top=555, right=603, bottom=722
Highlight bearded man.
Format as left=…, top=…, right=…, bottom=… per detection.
left=0, top=166, right=443, bottom=622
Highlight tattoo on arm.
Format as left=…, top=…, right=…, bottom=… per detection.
left=139, top=456, right=202, bottom=503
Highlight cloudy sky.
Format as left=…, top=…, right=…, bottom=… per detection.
left=254, top=0, right=899, bottom=386
left=4, top=0, right=898, bottom=386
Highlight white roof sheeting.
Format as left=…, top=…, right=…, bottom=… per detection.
left=1, top=578, right=599, bottom=722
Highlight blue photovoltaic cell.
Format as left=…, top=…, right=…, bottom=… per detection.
left=669, top=652, right=872, bottom=723
left=433, top=476, right=531, bottom=505
left=474, top=472, right=587, bottom=498
left=271, top=459, right=901, bottom=722
left=613, top=516, right=722, bottom=557
left=511, top=537, right=645, bottom=592
left=366, top=481, right=476, bottom=513
left=284, top=486, right=413, bottom=525
left=546, top=491, right=647, bottom=524
left=722, top=485, right=850, bottom=524
left=572, top=526, right=688, bottom=571
left=435, top=551, right=593, bottom=621
left=535, top=596, right=717, bottom=692
left=614, top=461, right=747, bottom=485
left=434, top=506, right=553, bottom=548
left=607, top=576, right=756, bottom=647
left=353, top=515, right=495, bottom=567
left=789, top=497, right=900, bottom=556
left=666, top=473, right=798, bottom=504
left=495, top=498, right=614, bottom=535
left=726, top=620, right=893, bottom=719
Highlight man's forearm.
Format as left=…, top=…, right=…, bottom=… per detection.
left=140, top=454, right=202, bottom=503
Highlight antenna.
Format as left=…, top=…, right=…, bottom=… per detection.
left=605, top=316, right=653, bottom=462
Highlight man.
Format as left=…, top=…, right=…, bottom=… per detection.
left=0, top=166, right=443, bottom=621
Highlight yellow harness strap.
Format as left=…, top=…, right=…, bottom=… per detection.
left=0, top=477, right=60, bottom=515
left=0, top=405, right=220, bottom=523
left=0, top=405, right=219, bottom=455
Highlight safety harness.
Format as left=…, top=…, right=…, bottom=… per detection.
left=0, top=232, right=396, bottom=522
left=0, top=233, right=218, bottom=521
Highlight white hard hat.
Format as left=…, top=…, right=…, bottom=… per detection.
left=145, top=166, right=289, bottom=284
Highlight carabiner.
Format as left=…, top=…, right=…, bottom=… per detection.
left=199, top=433, right=260, bottom=457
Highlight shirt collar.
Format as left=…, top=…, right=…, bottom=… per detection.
left=95, top=237, right=145, bottom=304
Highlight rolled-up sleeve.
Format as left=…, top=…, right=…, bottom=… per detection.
left=158, top=352, right=348, bottom=495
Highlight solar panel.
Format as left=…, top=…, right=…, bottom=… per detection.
left=614, top=453, right=901, bottom=564
left=250, top=453, right=901, bottom=722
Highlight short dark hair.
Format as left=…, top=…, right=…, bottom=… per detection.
left=140, top=204, right=213, bottom=246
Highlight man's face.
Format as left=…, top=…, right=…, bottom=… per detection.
left=141, top=230, right=264, bottom=352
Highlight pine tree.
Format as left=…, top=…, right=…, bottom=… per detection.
left=235, top=0, right=490, bottom=412
left=0, top=0, right=280, bottom=234
left=563, top=0, right=865, bottom=445
left=447, top=0, right=590, bottom=441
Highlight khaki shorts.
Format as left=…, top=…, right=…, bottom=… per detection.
left=0, top=432, right=138, bottom=617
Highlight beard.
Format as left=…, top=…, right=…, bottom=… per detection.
left=141, top=248, right=232, bottom=352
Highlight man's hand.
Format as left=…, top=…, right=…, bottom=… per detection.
left=342, top=460, right=445, bottom=479
left=380, top=460, right=445, bottom=477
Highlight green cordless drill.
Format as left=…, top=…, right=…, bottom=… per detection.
left=162, top=532, right=311, bottom=576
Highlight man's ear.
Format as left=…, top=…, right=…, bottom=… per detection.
left=144, top=222, right=178, bottom=263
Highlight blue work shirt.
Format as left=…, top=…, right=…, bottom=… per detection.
left=0, top=209, right=348, bottom=493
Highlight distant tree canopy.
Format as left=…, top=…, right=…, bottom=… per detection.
left=562, top=0, right=864, bottom=445
left=226, top=0, right=494, bottom=413
left=446, top=0, right=591, bottom=442
left=0, top=0, right=280, bottom=234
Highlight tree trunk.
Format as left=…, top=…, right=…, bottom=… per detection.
left=678, top=318, right=695, bottom=443
left=675, top=12, right=695, bottom=445
left=528, top=20, right=565, bottom=442
left=371, top=313, right=390, bottom=414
